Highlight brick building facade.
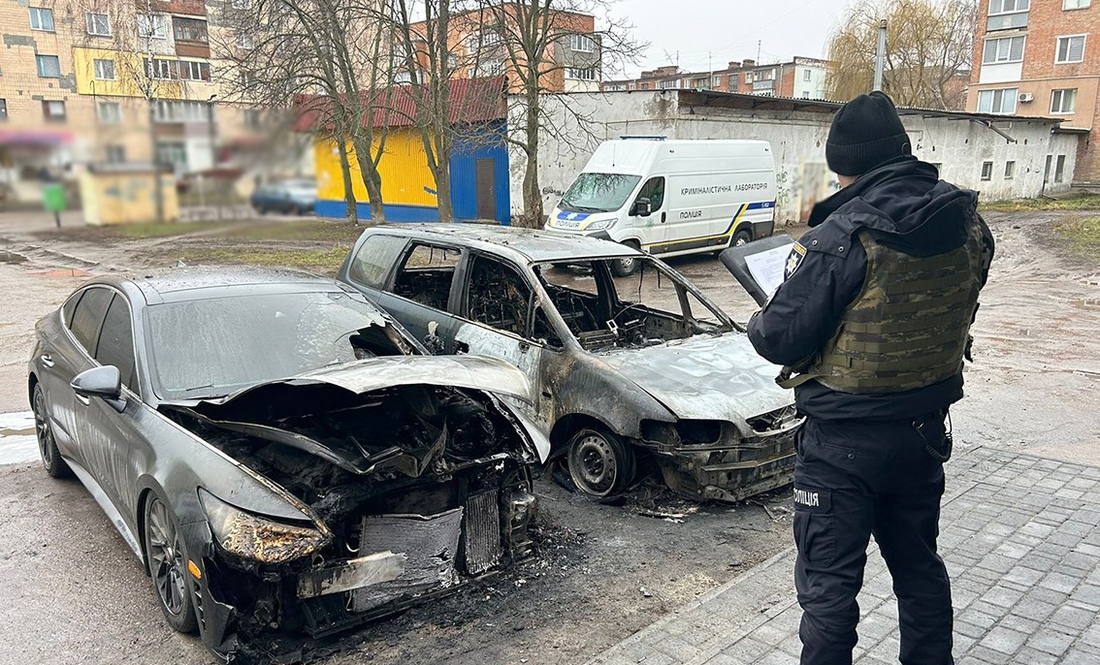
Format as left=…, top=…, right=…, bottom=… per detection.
left=967, top=0, right=1099, bottom=184
left=0, top=0, right=288, bottom=202
left=603, top=57, right=829, bottom=100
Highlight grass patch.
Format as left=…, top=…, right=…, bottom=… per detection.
left=153, top=245, right=349, bottom=275
left=110, top=221, right=236, bottom=239
left=218, top=219, right=368, bottom=243
left=980, top=194, right=1100, bottom=213
left=1053, top=217, right=1100, bottom=255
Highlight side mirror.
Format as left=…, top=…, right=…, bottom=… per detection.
left=633, top=197, right=652, bottom=217
left=71, top=366, right=125, bottom=412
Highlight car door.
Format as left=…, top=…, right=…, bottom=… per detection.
left=373, top=242, right=466, bottom=353
left=83, top=293, right=146, bottom=519
left=452, top=254, right=552, bottom=421
left=39, top=286, right=113, bottom=469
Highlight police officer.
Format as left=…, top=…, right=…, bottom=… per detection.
left=747, top=91, right=994, bottom=665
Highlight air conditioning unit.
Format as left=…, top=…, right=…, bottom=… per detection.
left=1018, top=92, right=1034, bottom=103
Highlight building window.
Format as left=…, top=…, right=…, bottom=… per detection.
left=1004, top=161, right=1015, bottom=179
left=173, top=18, right=208, bottom=42
left=94, top=59, right=116, bottom=81
left=237, top=33, right=254, bottom=49
left=473, top=58, right=504, bottom=77
left=137, top=14, right=169, bottom=39
left=987, top=0, right=1029, bottom=30
left=244, top=109, right=262, bottom=129
left=1055, top=155, right=1066, bottom=182
left=1056, top=35, right=1086, bottom=63
left=42, top=100, right=66, bottom=122
left=976, top=87, right=1018, bottom=114
left=96, top=101, right=122, bottom=125
left=145, top=58, right=176, bottom=80
left=29, top=7, right=54, bottom=31
left=745, top=72, right=754, bottom=83
left=801, top=90, right=811, bottom=99
left=156, top=142, right=188, bottom=170
left=232, top=0, right=252, bottom=8
left=803, top=69, right=812, bottom=81
left=1064, top=0, right=1090, bottom=8
left=153, top=100, right=208, bottom=123
left=569, top=34, right=595, bottom=52
left=86, top=12, right=111, bottom=36
left=981, top=161, right=993, bottom=181
left=983, top=36, right=1025, bottom=64
left=567, top=67, right=597, bottom=81
left=177, top=60, right=212, bottom=81
left=0, top=99, right=7, bottom=121
left=1051, top=88, right=1077, bottom=114
left=728, top=73, right=738, bottom=88
left=36, top=55, right=61, bottom=78
left=106, top=145, right=126, bottom=163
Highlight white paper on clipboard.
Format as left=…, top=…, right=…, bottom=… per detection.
left=743, top=242, right=794, bottom=297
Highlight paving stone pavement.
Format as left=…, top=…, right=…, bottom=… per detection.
left=587, top=446, right=1100, bottom=665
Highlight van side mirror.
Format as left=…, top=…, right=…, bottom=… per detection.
left=633, top=197, right=652, bottom=217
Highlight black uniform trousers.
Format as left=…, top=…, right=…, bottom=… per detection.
left=793, top=413, right=954, bottom=665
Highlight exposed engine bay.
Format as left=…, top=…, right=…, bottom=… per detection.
left=161, top=381, right=537, bottom=662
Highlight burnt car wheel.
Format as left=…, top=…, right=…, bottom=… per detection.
left=567, top=428, right=635, bottom=498
left=144, top=494, right=198, bottom=634
left=32, top=384, right=71, bottom=478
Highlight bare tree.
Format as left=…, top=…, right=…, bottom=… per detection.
left=826, top=0, right=976, bottom=110
left=473, top=0, right=642, bottom=228
left=213, top=0, right=400, bottom=223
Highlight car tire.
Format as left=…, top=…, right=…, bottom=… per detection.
left=732, top=227, right=753, bottom=247
left=253, top=205, right=266, bottom=216
left=32, top=384, right=71, bottom=479
left=611, top=241, right=641, bottom=277
left=144, top=494, right=199, bottom=634
left=567, top=427, right=635, bottom=498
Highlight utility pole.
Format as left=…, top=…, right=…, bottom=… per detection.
left=873, top=19, right=887, bottom=92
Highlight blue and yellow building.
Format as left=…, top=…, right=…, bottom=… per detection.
left=307, top=77, right=511, bottom=224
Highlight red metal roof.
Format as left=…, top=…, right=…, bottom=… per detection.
left=293, top=76, right=506, bottom=133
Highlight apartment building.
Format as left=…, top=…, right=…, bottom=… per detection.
left=603, top=57, right=829, bottom=100
left=410, top=4, right=600, bottom=94
left=967, top=0, right=1099, bottom=183
left=0, top=0, right=276, bottom=200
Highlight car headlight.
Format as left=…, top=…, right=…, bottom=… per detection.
left=585, top=218, right=615, bottom=231
left=198, top=488, right=329, bottom=564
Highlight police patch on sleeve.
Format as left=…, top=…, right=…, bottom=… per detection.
left=784, top=242, right=807, bottom=280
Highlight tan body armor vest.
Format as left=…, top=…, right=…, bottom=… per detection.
left=785, top=217, right=984, bottom=394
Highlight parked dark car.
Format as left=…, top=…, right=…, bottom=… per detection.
left=27, top=267, right=545, bottom=662
left=337, top=225, right=800, bottom=503
left=249, top=180, right=317, bottom=215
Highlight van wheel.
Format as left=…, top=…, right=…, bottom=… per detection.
left=567, top=427, right=635, bottom=498
left=611, top=241, right=641, bottom=277
left=732, top=227, right=753, bottom=247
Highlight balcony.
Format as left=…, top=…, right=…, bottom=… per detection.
left=140, top=0, right=206, bottom=17
left=987, top=11, right=1027, bottom=31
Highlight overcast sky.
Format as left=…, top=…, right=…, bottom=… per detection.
left=612, top=0, right=854, bottom=77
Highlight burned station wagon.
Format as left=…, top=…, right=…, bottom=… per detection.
left=27, top=268, right=545, bottom=662
left=338, top=225, right=800, bottom=502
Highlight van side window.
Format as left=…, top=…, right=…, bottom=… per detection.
left=393, top=243, right=462, bottom=310
left=636, top=176, right=665, bottom=210
left=466, top=256, right=532, bottom=337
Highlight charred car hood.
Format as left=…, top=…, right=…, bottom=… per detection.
left=596, top=333, right=793, bottom=424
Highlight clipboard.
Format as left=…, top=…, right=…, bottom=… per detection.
left=719, top=233, right=795, bottom=306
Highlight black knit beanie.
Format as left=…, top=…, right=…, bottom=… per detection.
left=826, top=91, right=912, bottom=176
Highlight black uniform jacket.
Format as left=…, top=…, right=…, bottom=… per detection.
left=747, top=156, right=995, bottom=421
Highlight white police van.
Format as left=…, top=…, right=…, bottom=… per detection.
left=546, top=138, right=778, bottom=275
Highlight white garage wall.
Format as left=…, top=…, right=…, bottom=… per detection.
left=507, top=91, right=1079, bottom=225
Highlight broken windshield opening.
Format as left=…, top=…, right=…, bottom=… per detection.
left=533, top=258, right=731, bottom=352
left=559, top=173, right=641, bottom=213
left=147, top=292, right=411, bottom=401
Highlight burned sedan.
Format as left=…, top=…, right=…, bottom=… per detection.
left=337, top=225, right=801, bottom=503
left=27, top=267, right=545, bottom=662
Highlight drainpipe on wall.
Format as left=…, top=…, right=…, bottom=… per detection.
left=873, top=20, right=887, bottom=93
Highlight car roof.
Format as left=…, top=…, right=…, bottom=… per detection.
left=83, top=266, right=350, bottom=306
left=365, top=224, right=643, bottom=263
